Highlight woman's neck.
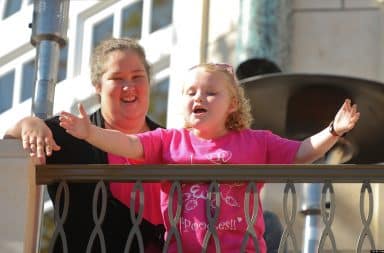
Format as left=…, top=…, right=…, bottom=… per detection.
left=104, top=117, right=150, bottom=134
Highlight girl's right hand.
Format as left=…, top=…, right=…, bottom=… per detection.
left=59, top=103, right=92, bottom=140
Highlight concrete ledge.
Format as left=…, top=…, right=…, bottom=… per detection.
left=293, top=0, right=342, bottom=10
left=346, top=0, right=381, bottom=8
left=294, top=0, right=381, bottom=10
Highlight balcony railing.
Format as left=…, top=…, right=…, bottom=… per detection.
left=35, top=163, right=384, bottom=253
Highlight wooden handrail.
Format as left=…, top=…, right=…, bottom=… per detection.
left=36, top=164, right=384, bottom=184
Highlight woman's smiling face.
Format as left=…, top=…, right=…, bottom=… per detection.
left=95, top=49, right=150, bottom=131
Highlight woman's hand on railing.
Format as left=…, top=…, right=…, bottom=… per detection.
left=20, top=116, right=61, bottom=163
left=4, top=116, right=61, bottom=164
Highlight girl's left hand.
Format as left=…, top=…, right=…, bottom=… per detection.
left=59, top=103, right=91, bottom=140
left=333, top=99, right=360, bottom=136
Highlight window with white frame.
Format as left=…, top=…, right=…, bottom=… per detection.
left=2, top=0, right=22, bottom=19
left=0, top=44, right=68, bottom=112
left=150, top=0, right=172, bottom=33
left=20, top=59, right=34, bottom=103
left=92, top=15, right=114, bottom=50
left=0, top=50, right=35, bottom=113
left=149, top=75, right=169, bottom=126
left=121, top=1, right=143, bottom=39
left=0, top=70, right=15, bottom=113
left=80, top=0, right=173, bottom=125
left=1, top=0, right=32, bottom=20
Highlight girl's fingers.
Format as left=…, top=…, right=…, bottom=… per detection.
left=59, top=114, right=76, bottom=128
left=341, top=99, right=349, bottom=111
left=59, top=120, right=72, bottom=131
left=60, top=111, right=76, bottom=120
left=78, top=103, right=88, bottom=118
left=351, top=104, right=357, bottom=114
left=353, top=112, right=360, bottom=122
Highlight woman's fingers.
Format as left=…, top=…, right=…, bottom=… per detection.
left=36, top=137, right=45, bottom=158
left=45, top=137, right=60, bottom=154
left=22, top=135, right=30, bottom=150
left=20, top=126, right=61, bottom=159
left=28, top=135, right=37, bottom=156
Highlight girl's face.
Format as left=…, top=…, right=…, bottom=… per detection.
left=95, top=50, right=150, bottom=132
left=182, top=68, right=237, bottom=139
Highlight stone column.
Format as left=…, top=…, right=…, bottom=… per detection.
left=236, top=0, right=292, bottom=70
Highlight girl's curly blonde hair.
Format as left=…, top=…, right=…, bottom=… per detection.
left=187, top=63, right=253, bottom=131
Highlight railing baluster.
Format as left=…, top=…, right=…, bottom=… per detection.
left=125, top=180, right=145, bottom=253
left=356, top=181, right=375, bottom=252
left=201, top=181, right=221, bottom=253
left=319, top=182, right=337, bottom=252
left=49, top=180, right=69, bottom=253
left=163, top=181, right=183, bottom=253
left=241, top=182, right=260, bottom=253
left=86, top=180, right=107, bottom=253
left=279, top=182, right=299, bottom=253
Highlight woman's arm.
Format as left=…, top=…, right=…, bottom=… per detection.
left=59, top=103, right=144, bottom=159
left=294, top=99, right=360, bottom=164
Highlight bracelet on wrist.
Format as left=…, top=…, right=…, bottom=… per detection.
left=328, top=121, right=342, bottom=137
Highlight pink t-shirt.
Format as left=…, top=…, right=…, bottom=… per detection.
left=108, top=154, right=163, bottom=225
left=137, top=128, right=301, bottom=253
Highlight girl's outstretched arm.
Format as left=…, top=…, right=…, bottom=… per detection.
left=59, top=103, right=144, bottom=159
left=294, top=99, right=360, bottom=164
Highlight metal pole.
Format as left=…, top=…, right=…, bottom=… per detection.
left=300, top=144, right=353, bottom=253
left=300, top=183, right=322, bottom=253
left=29, top=0, right=69, bottom=251
left=31, top=0, right=69, bottom=119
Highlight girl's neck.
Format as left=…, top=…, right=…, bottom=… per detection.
left=190, top=127, right=230, bottom=140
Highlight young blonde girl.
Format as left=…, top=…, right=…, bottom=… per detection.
left=59, top=63, right=360, bottom=253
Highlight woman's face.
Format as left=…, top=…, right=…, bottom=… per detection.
left=95, top=49, right=150, bottom=131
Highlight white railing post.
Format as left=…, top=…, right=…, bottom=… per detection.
left=0, top=139, right=43, bottom=253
